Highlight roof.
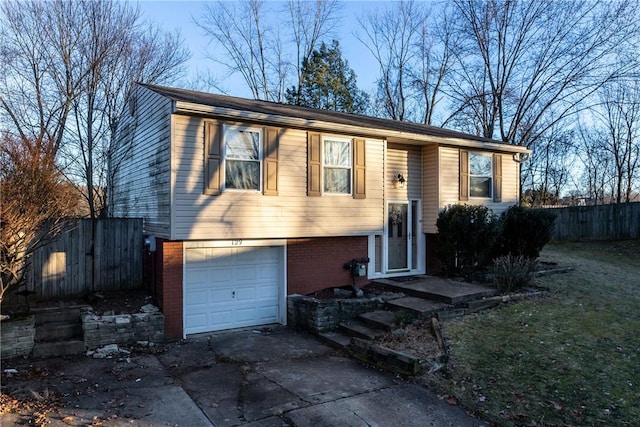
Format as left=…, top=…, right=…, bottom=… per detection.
left=139, top=83, right=529, bottom=153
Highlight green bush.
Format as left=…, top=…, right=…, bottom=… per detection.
left=492, top=255, right=538, bottom=294
left=494, top=205, right=556, bottom=259
left=435, top=204, right=500, bottom=277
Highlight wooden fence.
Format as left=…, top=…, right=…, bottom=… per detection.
left=8, top=218, right=144, bottom=305
left=550, top=202, right=640, bottom=241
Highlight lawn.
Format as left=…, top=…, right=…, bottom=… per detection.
left=427, top=240, right=640, bottom=427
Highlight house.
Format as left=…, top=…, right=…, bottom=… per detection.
left=110, top=83, right=530, bottom=339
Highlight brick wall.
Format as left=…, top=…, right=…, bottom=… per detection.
left=160, top=240, right=183, bottom=340
left=287, top=236, right=369, bottom=295
left=143, top=239, right=183, bottom=340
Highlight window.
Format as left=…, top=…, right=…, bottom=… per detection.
left=469, top=152, right=492, bottom=198
left=224, top=126, right=262, bottom=190
left=323, top=137, right=352, bottom=194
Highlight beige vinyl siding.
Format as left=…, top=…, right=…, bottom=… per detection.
left=422, top=145, right=439, bottom=234
left=386, top=144, right=422, bottom=200
left=110, top=86, right=172, bottom=237
left=438, top=147, right=519, bottom=222
left=171, top=115, right=385, bottom=240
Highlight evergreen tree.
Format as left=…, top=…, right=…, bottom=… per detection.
left=286, top=40, right=369, bottom=114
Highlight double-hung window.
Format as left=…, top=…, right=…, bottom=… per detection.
left=224, top=126, right=262, bottom=191
left=469, top=152, right=492, bottom=198
left=323, top=137, right=352, bottom=194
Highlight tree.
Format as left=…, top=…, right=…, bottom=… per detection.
left=1, top=0, right=189, bottom=219
left=0, top=134, right=76, bottom=306
left=576, top=80, right=640, bottom=203
left=195, top=0, right=340, bottom=101
left=288, top=0, right=341, bottom=105
left=521, top=127, right=575, bottom=206
left=285, top=40, right=369, bottom=113
left=447, top=0, right=640, bottom=148
left=356, top=1, right=455, bottom=124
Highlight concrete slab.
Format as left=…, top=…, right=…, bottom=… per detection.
left=358, top=310, right=396, bottom=330
left=338, top=320, right=386, bottom=340
left=376, top=276, right=497, bottom=304
left=55, top=384, right=213, bottom=427
left=179, top=364, right=244, bottom=427
left=200, top=326, right=334, bottom=363
left=2, top=325, right=487, bottom=427
left=317, top=331, right=351, bottom=349
left=255, top=356, right=395, bottom=404
left=286, top=383, right=487, bottom=427
left=387, top=296, right=449, bottom=317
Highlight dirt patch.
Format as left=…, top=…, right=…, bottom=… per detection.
left=85, top=289, right=154, bottom=315
left=376, top=320, right=442, bottom=362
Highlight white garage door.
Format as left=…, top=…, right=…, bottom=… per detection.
left=184, top=245, right=282, bottom=335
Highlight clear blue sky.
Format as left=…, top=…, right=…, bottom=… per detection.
left=137, top=0, right=384, bottom=98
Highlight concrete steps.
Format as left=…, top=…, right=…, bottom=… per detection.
left=31, top=306, right=88, bottom=357
left=338, top=320, right=387, bottom=341
left=318, top=331, right=352, bottom=349
left=358, top=310, right=396, bottom=331
left=386, top=297, right=449, bottom=318
left=374, top=276, right=497, bottom=304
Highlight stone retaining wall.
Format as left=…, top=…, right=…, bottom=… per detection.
left=287, top=295, right=387, bottom=333
left=81, top=309, right=164, bottom=349
left=1, top=316, right=35, bottom=359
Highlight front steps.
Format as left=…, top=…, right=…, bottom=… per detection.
left=319, top=276, right=498, bottom=350
left=375, top=276, right=497, bottom=304
left=32, top=304, right=89, bottom=358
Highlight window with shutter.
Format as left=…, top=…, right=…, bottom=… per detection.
left=204, top=122, right=279, bottom=195
left=460, top=150, right=502, bottom=200
left=307, top=133, right=366, bottom=198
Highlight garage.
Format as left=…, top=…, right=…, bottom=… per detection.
left=183, top=244, right=285, bottom=335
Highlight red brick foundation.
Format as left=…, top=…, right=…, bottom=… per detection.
left=143, top=239, right=183, bottom=340
left=287, top=236, right=369, bottom=295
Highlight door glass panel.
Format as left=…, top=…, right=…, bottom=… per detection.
left=374, top=235, right=382, bottom=273
left=388, top=203, right=408, bottom=270
left=412, top=201, right=418, bottom=270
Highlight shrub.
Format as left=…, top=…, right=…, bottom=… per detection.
left=493, top=255, right=538, bottom=294
left=435, top=204, right=501, bottom=277
left=494, top=206, right=556, bottom=259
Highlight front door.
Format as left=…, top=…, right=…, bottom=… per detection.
left=387, top=202, right=410, bottom=271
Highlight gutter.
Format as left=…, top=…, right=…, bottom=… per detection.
left=173, top=101, right=531, bottom=155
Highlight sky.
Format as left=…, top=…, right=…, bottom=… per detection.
left=137, top=0, right=384, bottom=98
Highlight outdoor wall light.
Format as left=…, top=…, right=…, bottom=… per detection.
left=393, top=173, right=406, bottom=189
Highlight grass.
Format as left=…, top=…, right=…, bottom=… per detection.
left=428, top=240, right=640, bottom=427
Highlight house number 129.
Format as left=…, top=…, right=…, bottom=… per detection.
left=231, top=239, right=243, bottom=246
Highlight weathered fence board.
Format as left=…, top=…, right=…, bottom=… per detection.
left=551, top=203, right=640, bottom=241
left=8, top=218, right=143, bottom=305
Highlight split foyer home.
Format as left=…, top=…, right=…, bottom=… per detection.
left=110, top=83, right=530, bottom=339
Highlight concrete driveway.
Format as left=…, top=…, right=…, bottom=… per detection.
left=1, top=326, right=486, bottom=426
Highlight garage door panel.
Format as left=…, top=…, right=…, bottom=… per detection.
left=236, top=267, right=258, bottom=281
left=184, top=246, right=283, bottom=335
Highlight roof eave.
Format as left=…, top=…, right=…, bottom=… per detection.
left=174, top=100, right=531, bottom=154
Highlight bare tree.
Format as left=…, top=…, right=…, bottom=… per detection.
left=195, top=0, right=339, bottom=102
left=448, top=0, right=640, bottom=148
left=0, top=0, right=83, bottom=155
left=577, top=80, right=640, bottom=203
left=1, top=0, right=189, bottom=220
left=356, top=1, right=457, bottom=125
left=521, top=127, right=575, bottom=206
left=288, top=0, right=340, bottom=105
left=195, top=0, right=278, bottom=101
left=0, top=134, right=76, bottom=306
